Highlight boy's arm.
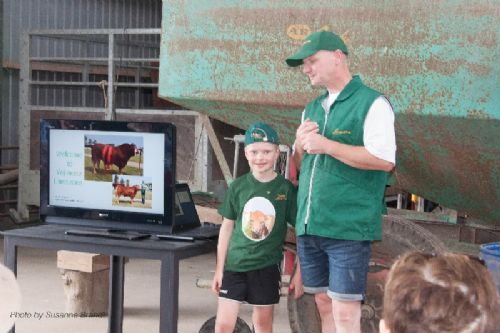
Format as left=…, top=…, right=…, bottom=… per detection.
left=212, top=218, right=234, bottom=294
left=285, top=184, right=302, bottom=298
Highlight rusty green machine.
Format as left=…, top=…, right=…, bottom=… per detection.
left=158, top=1, right=499, bottom=332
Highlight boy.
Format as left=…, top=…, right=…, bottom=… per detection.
left=211, top=122, right=298, bottom=333
left=380, top=252, right=499, bottom=333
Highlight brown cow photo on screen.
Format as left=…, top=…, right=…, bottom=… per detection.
left=111, top=176, right=153, bottom=208
left=91, top=143, right=138, bottom=174
left=84, top=134, right=144, bottom=182
left=113, top=183, right=140, bottom=205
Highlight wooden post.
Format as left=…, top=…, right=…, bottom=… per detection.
left=57, top=251, right=110, bottom=314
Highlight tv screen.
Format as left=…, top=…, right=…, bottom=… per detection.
left=39, top=119, right=176, bottom=233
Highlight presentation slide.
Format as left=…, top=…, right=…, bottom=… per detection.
left=49, top=129, right=164, bottom=214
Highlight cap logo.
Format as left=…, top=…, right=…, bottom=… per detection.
left=245, top=122, right=278, bottom=146
left=251, top=130, right=267, bottom=141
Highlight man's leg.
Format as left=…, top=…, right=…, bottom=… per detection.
left=325, top=240, right=370, bottom=333
left=314, top=292, right=336, bottom=333
left=252, top=305, right=274, bottom=333
left=297, top=235, right=334, bottom=332
left=331, top=299, right=361, bottom=333
left=214, top=298, right=240, bottom=333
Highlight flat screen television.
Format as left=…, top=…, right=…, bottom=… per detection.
left=39, top=119, right=176, bottom=233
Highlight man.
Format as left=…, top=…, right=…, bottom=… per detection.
left=286, top=30, right=396, bottom=333
left=140, top=181, right=146, bottom=205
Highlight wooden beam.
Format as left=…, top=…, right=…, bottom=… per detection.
left=57, top=250, right=110, bottom=273
left=200, top=114, right=233, bottom=185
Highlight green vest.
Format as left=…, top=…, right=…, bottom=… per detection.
left=296, top=75, right=388, bottom=241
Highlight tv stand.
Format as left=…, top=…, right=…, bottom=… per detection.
left=2, top=224, right=216, bottom=333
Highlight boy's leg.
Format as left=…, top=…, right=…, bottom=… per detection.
left=216, top=270, right=247, bottom=333
left=252, top=305, right=274, bottom=333
left=214, top=298, right=240, bottom=333
left=246, top=264, right=281, bottom=333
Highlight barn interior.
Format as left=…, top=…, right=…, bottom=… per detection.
left=0, top=1, right=499, bottom=333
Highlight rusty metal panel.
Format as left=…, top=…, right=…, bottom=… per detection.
left=159, top=1, right=500, bottom=225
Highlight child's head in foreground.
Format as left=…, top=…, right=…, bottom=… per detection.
left=380, top=251, right=499, bottom=333
left=244, top=122, right=280, bottom=178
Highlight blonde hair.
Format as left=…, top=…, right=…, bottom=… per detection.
left=382, top=252, right=499, bottom=333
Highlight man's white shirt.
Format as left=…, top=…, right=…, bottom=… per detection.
left=297, top=94, right=397, bottom=164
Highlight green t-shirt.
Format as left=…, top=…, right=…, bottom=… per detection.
left=218, top=172, right=297, bottom=272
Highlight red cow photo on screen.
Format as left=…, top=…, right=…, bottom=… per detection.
left=84, top=134, right=144, bottom=182
left=112, top=175, right=152, bottom=208
left=91, top=143, right=137, bottom=174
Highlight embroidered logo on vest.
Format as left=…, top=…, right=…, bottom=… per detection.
left=332, top=129, right=351, bottom=135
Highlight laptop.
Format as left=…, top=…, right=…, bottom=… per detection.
left=156, top=183, right=221, bottom=241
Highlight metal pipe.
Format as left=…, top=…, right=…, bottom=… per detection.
left=30, top=57, right=159, bottom=62
left=0, top=170, right=18, bottom=185
left=233, top=140, right=240, bottom=178
left=29, top=81, right=159, bottom=88
left=107, top=33, right=115, bottom=120
left=29, top=28, right=161, bottom=35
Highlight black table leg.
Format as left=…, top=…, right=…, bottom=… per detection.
left=159, top=252, right=179, bottom=333
left=3, top=237, right=17, bottom=276
left=108, top=255, right=125, bottom=333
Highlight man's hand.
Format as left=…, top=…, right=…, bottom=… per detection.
left=289, top=259, right=304, bottom=299
left=302, top=132, right=331, bottom=155
left=293, top=119, right=320, bottom=169
left=295, top=119, right=319, bottom=151
left=289, top=270, right=304, bottom=299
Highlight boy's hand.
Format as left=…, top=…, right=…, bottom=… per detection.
left=211, top=270, right=223, bottom=294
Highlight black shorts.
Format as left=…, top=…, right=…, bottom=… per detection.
left=219, top=264, right=281, bottom=305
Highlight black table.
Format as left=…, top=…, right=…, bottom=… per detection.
left=1, top=224, right=216, bottom=333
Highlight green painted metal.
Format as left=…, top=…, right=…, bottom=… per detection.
left=159, top=1, right=500, bottom=225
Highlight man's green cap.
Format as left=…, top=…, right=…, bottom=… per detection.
left=286, top=31, right=348, bottom=67
left=244, top=122, right=279, bottom=146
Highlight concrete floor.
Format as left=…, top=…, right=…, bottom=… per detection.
left=0, top=237, right=292, bottom=333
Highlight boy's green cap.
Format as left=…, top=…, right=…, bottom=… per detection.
left=244, top=122, right=279, bottom=146
left=286, top=31, right=348, bottom=67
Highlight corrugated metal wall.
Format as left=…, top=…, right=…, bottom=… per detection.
left=1, top=0, right=162, bottom=165
left=3, top=0, right=161, bottom=62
